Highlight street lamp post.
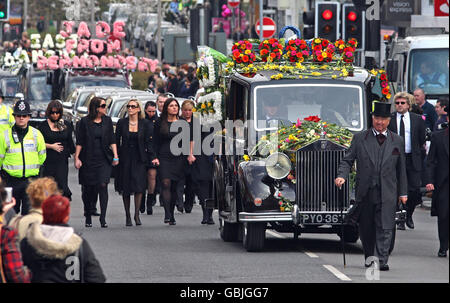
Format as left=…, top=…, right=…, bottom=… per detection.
left=157, top=0, right=162, bottom=62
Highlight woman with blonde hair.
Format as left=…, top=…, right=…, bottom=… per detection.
left=9, top=177, right=60, bottom=240
left=115, top=99, right=152, bottom=226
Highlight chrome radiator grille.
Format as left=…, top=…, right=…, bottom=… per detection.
left=296, top=150, right=350, bottom=212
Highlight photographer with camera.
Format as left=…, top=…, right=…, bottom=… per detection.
left=0, top=182, right=31, bottom=283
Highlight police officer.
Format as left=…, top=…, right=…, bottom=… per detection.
left=0, top=100, right=46, bottom=215
left=0, top=89, right=15, bottom=133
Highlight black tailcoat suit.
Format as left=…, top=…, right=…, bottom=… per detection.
left=388, top=112, right=426, bottom=215
left=426, top=129, right=449, bottom=251
left=337, top=129, right=408, bottom=265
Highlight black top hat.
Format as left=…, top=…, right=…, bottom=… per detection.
left=371, top=101, right=392, bottom=118
left=13, top=100, right=32, bottom=116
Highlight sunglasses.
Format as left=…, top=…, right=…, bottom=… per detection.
left=14, top=114, right=29, bottom=118
left=395, top=102, right=407, bottom=105
left=50, top=111, right=60, bottom=115
left=98, top=104, right=107, bottom=108
left=127, top=105, right=139, bottom=109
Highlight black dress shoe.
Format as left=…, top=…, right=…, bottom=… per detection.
left=164, top=218, right=170, bottom=224
left=85, top=217, right=92, bottom=227
left=207, top=218, right=215, bottom=225
left=438, top=250, right=447, bottom=257
left=101, top=223, right=108, bottom=228
left=379, top=264, right=389, bottom=271
left=406, top=217, right=415, bottom=229
left=169, top=220, right=176, bottom=225
left=397, top=222, right=406, bottom=230
left=184, top=207, right=192, bottom=213
left=177, top=205, right=184, bottom=213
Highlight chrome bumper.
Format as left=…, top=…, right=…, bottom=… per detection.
left=239, top=212, right=293, bottom=222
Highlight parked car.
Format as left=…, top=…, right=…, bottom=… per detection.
left=148, top=25, right=186, bottom=56
left=132, top=13, right=157, bottom=47
left=49, top=68, right=130, bottom=102
left=139, top=20, right=172, bottom=50
left=62, top=86, right=131, bottom=124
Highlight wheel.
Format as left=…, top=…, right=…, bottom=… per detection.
left=337, top=225, right=359, bottom=243
left=219, top=218, right=239, bottom=242
left=389, top=226, right=396, bottom=255
left=243, top=222, right=266, bottom=252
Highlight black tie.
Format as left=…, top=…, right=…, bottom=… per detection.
left=400, top=114, right=405, bottom=140
left=376, top=133, right=386, bottom=145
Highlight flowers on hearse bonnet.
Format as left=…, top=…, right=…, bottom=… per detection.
left=232, top=40, right=256, bottom=65
left=259, top=38, right=283, bottom=63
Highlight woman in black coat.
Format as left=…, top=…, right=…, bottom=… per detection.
left=115, top=99, right=152, bottom=226
left=74, top=97, right=118, bottom=228
left=141, top=101, right=158, bottom=214
left=39, top=100, right=75, bottom=200
left=20, top=195, right=106, bottom=283
left=152, top=98, right=194, bottom=225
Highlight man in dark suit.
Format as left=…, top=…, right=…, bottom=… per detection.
left=388, top=92, right=426, bottom=230
left=335, top=102, right=408, bottom=271
left=425, top=107, right=449, bottom=258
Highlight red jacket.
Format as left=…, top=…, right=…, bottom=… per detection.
left=1, top=225, right=31, bottom=283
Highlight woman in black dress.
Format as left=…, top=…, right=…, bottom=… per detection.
left=74, top=97, right=118, bottom=228
left=152, top=98, right=194, bottom=225
left=141, top=101, right=158, bottom=214
left=39, top=100, right=75, bottom=200
left=115, top=99, right=152, bottom=226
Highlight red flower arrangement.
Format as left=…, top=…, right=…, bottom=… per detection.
left=231, top=40, right=256, bottom=65
left=311, top=38, right=335, bottom=63
left=259, top=38, right=283, bottom=63
left=283, top=39, right=310, bottom=63
left=304, top=115, right=321, bottom=123
left=334, top=39, right=346, bottom=54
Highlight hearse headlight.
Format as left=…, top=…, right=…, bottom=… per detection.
left=265, top=152, right=291, bottom=180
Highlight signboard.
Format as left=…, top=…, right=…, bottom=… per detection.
left=228, top=0, right=240, bottom=8
left=255, top=17, right=277, bottom=39
left=435, top=0, right=449, bottom=16
left=382, top=0, right=420, bottom=27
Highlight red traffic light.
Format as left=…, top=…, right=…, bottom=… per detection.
left=347, top=11, right=357, bottom=22
left=322, top=9, right=333, bottom=20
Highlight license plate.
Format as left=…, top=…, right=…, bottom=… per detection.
left=301, top=213, right=344, bottom=225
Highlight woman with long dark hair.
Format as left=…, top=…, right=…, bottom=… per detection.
left=74, top=97, right=118, bottom=228
left=38, top=100, right=75, bottom=200
left=152, top=98, right=193, bottom=225
left=141, top=101, right=158, bottom=214
left=115, top=99, right=152, bottom=226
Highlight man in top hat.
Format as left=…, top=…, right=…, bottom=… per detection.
left=0, top=100, right=46, bottom=215
left=0, top=89, right=15, bottom=133
left=425, top=106, right=449, bottom=257
left=335, top=101, right=408, bottom=271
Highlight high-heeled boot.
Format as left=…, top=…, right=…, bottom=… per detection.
left=201, top=204, right=208, bottom=225
left=146, top=194, right=154, bottom=215
left=140, top=193, right=146, bottom=214
left=163, top=198, right=171, bottom=223
left=207, top=208, right=215, bottom=225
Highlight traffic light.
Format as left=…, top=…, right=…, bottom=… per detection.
left=342, top=3, right=365, bottom=50
left=0, top=0, right=9, bottom=20
left=302, top=11, right=315, bottom=39
left=315, top=2, right=340, bottom=41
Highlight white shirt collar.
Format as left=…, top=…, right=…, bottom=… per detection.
left=372, top=128, right=388, bottom=137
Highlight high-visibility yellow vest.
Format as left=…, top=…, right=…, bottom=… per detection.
left=0, top=104, right=14, bottom=132
left=0, top=126, right=47, bottom=178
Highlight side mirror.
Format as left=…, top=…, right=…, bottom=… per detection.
left=386, top=59, right=398, bottom=83
left=78, top=106, right=88, bottom=115
left=62, top=102, right=72, bottom=110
